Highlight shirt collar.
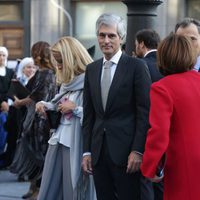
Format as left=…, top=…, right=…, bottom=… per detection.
left=0, top=66, right=6, bottom=76
left=103, top=49, right=122, bottom=65
left=144, top=49, right=157, bottom=57
left=194, top=56, right=200, bottom=71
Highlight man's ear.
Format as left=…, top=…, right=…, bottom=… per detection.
left=140, top=41, right=145, bottom=49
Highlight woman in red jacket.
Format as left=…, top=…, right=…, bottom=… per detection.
left=141, top=33, right=200, bottom=200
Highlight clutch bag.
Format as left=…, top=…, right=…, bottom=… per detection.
left=46, top=110, right=62, bottom=129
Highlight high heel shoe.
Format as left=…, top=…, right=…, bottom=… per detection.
left=27, top=187, right=39, bottom=200
left=22, top=181, right=37, bottom=199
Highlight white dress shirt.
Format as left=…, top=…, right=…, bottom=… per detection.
left=194, top=56, right=200, bottom=72
left=0, top=66, right=6, bottom=76
left=101, top=49, right=122, bottom=82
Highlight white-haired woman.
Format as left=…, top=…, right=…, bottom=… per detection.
left=0, top=46, right=14, bottom=169
left=1, top=57, right=37, bottom=172
left=0, top=46, right=14, bottom=113
left=16, top=57, right=37, bottom=86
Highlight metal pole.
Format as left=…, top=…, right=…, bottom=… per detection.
left=122, top=0, right=163, bottom=55
left=50, top=0, right=73, bottom=36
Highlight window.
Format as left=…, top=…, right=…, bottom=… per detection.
left=187, top=0, right=200, bottom=19
left=0, top=2, right=23, bottom=22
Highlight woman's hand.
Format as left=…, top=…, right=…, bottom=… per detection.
left=58, top=100, right=76, bottom=114
left=13, top=96, right=22, bottom=108
left=148, top=174, right=164, bottom=183
left=82, top=155, right=93, bottom=175
left=35, top=102, right=46, bottom=115
left=1, top=101, right=9, bottom=112
left=13, top=96, right=32, bottom=108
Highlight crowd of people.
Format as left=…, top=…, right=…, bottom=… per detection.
left=0, top=12, right=200, bottom=200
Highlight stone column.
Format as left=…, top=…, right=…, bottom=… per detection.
left=122, top=0, right=163, bottom=55
left=31, top=0, right=72, bottom=46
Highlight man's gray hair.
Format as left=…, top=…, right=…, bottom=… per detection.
left=175, top=17, right=200, bottom=33
left=96, top=13, right=127, bottom=41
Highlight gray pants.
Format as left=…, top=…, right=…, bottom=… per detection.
left=37, top=144, right=73, bottom=200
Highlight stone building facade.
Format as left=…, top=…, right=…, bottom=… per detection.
left=0, top=0, right=199, bottom=60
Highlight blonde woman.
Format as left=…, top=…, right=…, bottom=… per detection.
left=36, top=37, right=96, bottom=200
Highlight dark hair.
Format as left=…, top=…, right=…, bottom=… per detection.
left=31, top=41, right=54, bottom=70
left=135, top=29, right=161, bottom=49
left=157, top=34, right=196, bottom=76
left=175, top=17, right=200, bottom=33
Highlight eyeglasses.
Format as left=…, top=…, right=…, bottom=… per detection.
left=98, top=33, right=118, bottom=40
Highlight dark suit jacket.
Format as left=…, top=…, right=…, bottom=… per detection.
left=143, top=51, right=163, bottom=83
left=83, top=53, right=151, bottom=166
left=0, top=67, right=14, bottom=104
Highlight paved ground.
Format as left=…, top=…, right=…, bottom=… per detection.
left=0, top=170, right=30, bottom=200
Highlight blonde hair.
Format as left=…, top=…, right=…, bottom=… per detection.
left=51, top=37, right=93, bottom=84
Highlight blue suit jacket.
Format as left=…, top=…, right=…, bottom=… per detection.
left=143, top=51, right=163, bottom=83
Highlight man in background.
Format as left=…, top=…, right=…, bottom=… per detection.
left=175, top=17, right=200, bottom=71
left=135, top=29, right=163, bottom=200
left=135, top=29, right=163, bottom=82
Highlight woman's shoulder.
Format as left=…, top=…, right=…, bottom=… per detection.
left=152, top=70, right=200, bottom=93
left=37, top=68, right=55, bottom=79
left=153, top=71, right=188, bottom=84
left=39, top=68, right=54, bottom=74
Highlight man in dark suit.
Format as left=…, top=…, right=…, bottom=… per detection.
left=82, top=13, right=151, bottom=200
left=135, top=29, right=163, bottom=83
left=135, top=29, right=163, bottom=200
left=175, top=17, right=200, bottom=72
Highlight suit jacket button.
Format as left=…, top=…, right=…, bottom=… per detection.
left=104, top=128, right=106, bottom=132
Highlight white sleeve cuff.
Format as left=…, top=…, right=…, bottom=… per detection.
left=83, top=152, right=91, bottom=157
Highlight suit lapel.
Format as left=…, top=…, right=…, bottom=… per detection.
left=105, top=54, right=128, bottom=111
left=92, top=59, right=105, bottom=113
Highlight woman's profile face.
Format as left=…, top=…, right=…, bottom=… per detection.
left=52, top=51, right=63, bottom=71
left=0, top=51, right=7, bottom=66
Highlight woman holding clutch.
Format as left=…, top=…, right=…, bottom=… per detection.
left=141, top=34, right=200, bottom=200
left=36, top=37, right=96, bottom=200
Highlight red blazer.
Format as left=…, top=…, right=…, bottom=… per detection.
left=141, top=70, right=200, bottom=200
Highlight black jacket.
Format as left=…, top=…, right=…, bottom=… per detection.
left=83, top=53, right=151, bottom=166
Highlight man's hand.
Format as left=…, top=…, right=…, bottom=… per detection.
left=82, top=155, right=93, bottom=175
left=126, top=151, right=142, bottom=173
